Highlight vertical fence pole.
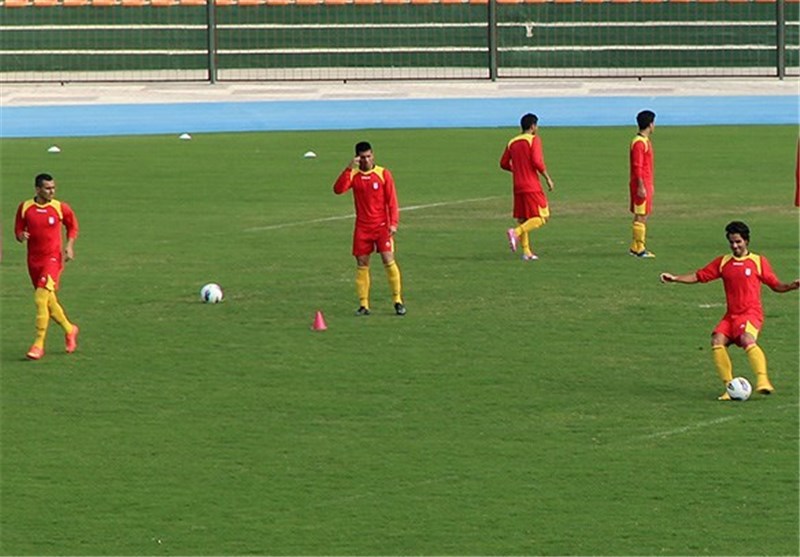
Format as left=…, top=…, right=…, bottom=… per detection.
left=775, top=0, right=786, bottom=79
left=488, top=0, right=498, bottom=81
left=207, top=0, right=218, bottom=83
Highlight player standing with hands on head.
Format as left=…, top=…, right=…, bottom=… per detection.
left=501, top=113, right=555, bottom=261
left=334, top=141, right=406, bottom=316
left=14, top=173, right=80, bottom=360
left=660, top=221, right=799, bottom=400
left=629, top=109, right=656, bottom=258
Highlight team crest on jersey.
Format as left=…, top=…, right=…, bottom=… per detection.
left=48, top=216, right=56, bottom=225
left=373, top=182, right=379, bottom=190
left=745, top=268, right=752, bottom=277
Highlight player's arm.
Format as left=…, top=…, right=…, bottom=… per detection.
left=384, top=170, right=399, bottom=234
left=758, top=256, right=800, bottom=293
left=14, top=204, right=29, bottom=242
left=63, top=203, right=79, bottom=261
left=631, top=142, right=646, bottom=199
left=541, top=170, right=555, bottom=192
left=660, top=272, right=699, bottom=284
left=333, top=167, right=356, bottom=195
left=65, top=237, right=76, bottom=262
left=532, top=137, right=554, bottom=191
left=499, top=147, right=512, bottom=172
left=770, top=279, right=800, bottom=293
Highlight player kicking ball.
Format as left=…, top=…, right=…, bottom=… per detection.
left=660, top=221, right=799, bottom=400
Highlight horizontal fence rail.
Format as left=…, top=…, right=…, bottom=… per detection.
left=1, top=0, right=796, bottom=82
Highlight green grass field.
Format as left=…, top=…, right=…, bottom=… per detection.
left=1, top=125, right=798, bottom=555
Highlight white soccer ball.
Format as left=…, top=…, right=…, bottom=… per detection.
left=200, top=283, right=224, bottom=303
left=726, top=377, right=752, bottom=401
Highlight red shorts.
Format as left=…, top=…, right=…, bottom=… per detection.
left=713, top=312, right=762, bottom=344
left=28, top=256, right=63, bottom=290
left=352, top=223, right=394, bottom=257
left=629, top=183, right=654, bottom=216
left=513, top=191, right=549, bottom=220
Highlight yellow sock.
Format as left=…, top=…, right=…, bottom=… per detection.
left=745, top=344, right=768, bottom=381
left=356, top=266, right=370, bottom=309
left=33, top=288, right=50, bottom=348
left=519, top=231, right=531, bottom=255
left=47, top=290, right=74, bottom=334
left=384, top=260, right=403, bottom=304
left=712, top=345, right=733, bottom=385
left=630, top=222, right=646, bottom=253
left=515, top=217, right=545, bottom=237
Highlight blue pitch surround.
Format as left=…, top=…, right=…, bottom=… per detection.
left=1, top=94, right=797, bottom=138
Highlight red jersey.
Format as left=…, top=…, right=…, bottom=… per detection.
left=695, top=252, right=781, bottom=317
left=15, top=198, right=79, bottom=262
left=794, top=137, right=799, bottom=207
left=629, top=135, right=654, bottom=188
left=333, top=165, right=399, bottom=229
left=500, top=133, right=547, bottom=194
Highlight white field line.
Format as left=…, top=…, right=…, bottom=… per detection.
left=631, top=403, right=797, bottom=442
left=636, top=416, right=737, bottom=440
left=243, top=195, right=502, bottom=232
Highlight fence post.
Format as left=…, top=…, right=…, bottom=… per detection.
left=775, top=0, right=786, bottom=79
left=488, top=0, right=498, bottom=81
left=207, top=0, right=218, bottom=83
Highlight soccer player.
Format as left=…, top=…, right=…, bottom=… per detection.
left=333, top=141, right=406, bottom=316
left=14, top=173, right=80, bottom=360
left=660, top=221, right=799, bottom=400
left=501, top=113, right=555, bottom=261
left=629, top=109, right=656, bottom=258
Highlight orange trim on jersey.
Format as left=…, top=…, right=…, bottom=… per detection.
left=719, top=253, right=762, bottom=276
left=631, top=135, right=651, bottom=153
left=352, top=166, right=387, bottom=181
left=507, top=133, right=535, bottom=148
left=21, top=199, right=65, bottom=221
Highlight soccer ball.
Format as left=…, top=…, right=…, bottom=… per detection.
left=200, top=283, right=224, bottom=303
left=726, top=377, right=752, bottom=401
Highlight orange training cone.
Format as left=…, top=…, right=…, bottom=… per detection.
left=312, top=310, right=327, bottom=331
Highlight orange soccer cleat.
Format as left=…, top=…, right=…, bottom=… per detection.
left=26, top=346, right=44, bottom=360
left=65, top=325, right=80, bottom=354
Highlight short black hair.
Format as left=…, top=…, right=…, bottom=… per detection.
left=636, top=110, right=656, bottom=130
left=520, top=113, right=538, bottom=131
left=35, top=173, right=53, bottom=188
left=355, top=141, right=372, bottom=155
left=725, top=221, right=750, bottom=242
